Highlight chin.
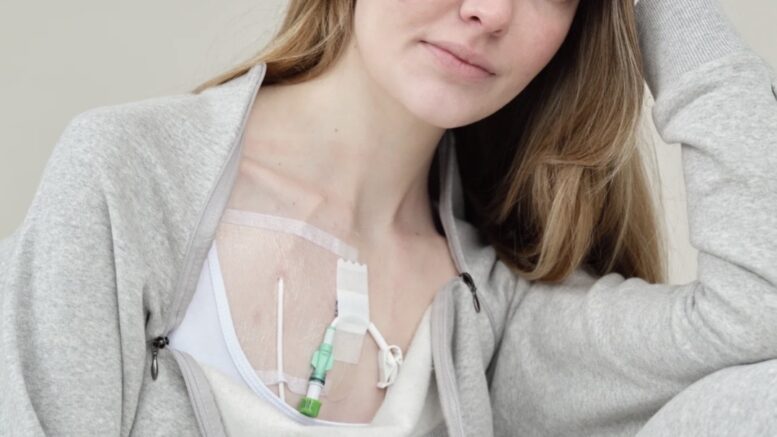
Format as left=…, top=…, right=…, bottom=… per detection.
left=399, top=69, right=505, bottom=127
left=423, top=111, right=476, bottom=129
left=399, top=90, right=484, bottom=129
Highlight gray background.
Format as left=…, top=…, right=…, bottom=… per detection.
left=1, top=1, right=775, bottom=284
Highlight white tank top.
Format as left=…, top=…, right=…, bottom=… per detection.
left=168, top=237, right=444, bottom=436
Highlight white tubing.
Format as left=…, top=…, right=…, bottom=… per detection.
left=276, top=276, right=286, bottom=403
left=368, top=322, right=389, bottom=350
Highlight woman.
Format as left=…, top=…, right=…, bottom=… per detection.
left=1, top=0, right=776, bottom=435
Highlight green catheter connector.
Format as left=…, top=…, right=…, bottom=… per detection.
left=298, top=323, right=337, bottom=418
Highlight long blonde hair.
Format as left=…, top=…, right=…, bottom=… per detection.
left=192, top=0, right=667, bottom=285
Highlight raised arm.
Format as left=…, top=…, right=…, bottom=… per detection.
left=490, top=0, right=777, bottom=435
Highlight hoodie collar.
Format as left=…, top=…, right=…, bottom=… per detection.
left=435, top=129, right=476, bottom=276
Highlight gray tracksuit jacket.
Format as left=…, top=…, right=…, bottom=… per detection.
left=2, top=0, right=776, bottom=435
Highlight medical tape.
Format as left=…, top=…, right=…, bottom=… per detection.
left=220, top=208, right=370, bottom=365
left=333, top=258, right=370, bottom=364
left=220, top=208, right=360, bottom=261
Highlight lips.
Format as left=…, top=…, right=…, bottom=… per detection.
left=421, top=40, right=496, bottom=75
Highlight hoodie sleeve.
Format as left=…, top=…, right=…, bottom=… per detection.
left=490, top=0, right=777, bottom=435
left=0, top=111, right=127, bottom=436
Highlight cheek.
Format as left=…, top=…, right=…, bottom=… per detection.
left=354, top=0, right=438, bottom=40
left=509, top=6, right=577, bottom=82
left=352, top=1, right=413, bottom=81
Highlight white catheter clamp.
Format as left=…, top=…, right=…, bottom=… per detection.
left=368, top=322, right=404, bottom=389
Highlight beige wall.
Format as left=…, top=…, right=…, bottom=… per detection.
left=1, top=1, right=775, bottom=284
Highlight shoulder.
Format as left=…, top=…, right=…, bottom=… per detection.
left=56, top=66, right=264, bottom=179
left=59, top=92, right=234, bottom=171
left=23, top=68, right=263, bottom=240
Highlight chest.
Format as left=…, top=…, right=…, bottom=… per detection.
left=203, top=139, right=461, bottom=422
left=212, top=207, right=457, bottom=422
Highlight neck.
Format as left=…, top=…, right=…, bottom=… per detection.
left=245, top=41, right=447, bottom=241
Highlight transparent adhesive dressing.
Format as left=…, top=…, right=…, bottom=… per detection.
left=213, top=208, right=404, bottom=410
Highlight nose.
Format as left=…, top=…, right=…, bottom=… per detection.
left=459, top=0, right=513, bottom=36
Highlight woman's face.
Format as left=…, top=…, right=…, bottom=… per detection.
left=352, top=0, right=580, bottom=128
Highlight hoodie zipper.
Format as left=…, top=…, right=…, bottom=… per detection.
left=147, top=65, right=267, bottom=383
left=432, top=272, right=479, bottom=437
left=459, top=271, right=480, bottom=313
left=150, top=335, right=170, bottom=380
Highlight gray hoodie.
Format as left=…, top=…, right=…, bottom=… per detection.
left=2, top=0, right=776, bottom=436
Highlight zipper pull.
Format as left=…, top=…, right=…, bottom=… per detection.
left=459, top=272, right=480, bottom=313
left=150, top=336, right=170, bottom=381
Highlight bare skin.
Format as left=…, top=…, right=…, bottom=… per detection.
left=218, top=89, right=459, bottom=421
left=212, top=0, right=578, bottom=423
